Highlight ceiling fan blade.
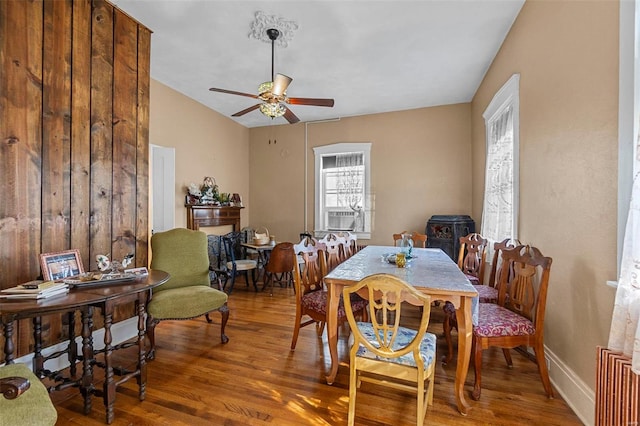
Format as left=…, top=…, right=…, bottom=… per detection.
left=287, top=97, right=335, bottom=107
left=272, top=74, right=293, bottom=96
left=209, top=87, right=259, bottom=99
left=283, top=106, right=300, bottom=124
left=232, top=104, right=261, bottom=117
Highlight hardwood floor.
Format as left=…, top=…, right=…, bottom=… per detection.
left=51, top=283, right=583, bottom=425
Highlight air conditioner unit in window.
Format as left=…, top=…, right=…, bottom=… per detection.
left=327, top=210, right=356, bottom=231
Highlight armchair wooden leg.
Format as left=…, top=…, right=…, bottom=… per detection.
left=220, top=304, right=230, bottom=344
left=146, top=315, right=159, bottom=361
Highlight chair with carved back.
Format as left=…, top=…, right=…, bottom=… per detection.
left=343, top=274, right=437, bottom=426
left=290, top=238, right=368, bottom=350
left=442, top=232, right=488, bottom=364
left=337, top=231, right=358, bottom=260
left=471, top=244, right=554, bottom=401
left=262, top=242, right=295, bottom=296
left=147, top=228, right=229, bottom=360
left=442, top=238, right=519, bottom=365
left=0, top=363, right=57, bottom=425
left=392, top=231, right=427, bottom=248
left=320, top=233, right=343, bottom=273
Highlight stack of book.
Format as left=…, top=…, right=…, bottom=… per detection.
left=0, top=280, right=69, bottom=300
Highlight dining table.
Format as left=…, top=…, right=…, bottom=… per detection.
left=323, top=245, right=478, bottom=415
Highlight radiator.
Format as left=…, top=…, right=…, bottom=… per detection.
left=596, top=346, right=640, bottom=426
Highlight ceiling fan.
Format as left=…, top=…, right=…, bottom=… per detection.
left=209, top=28, right=334, bottom=124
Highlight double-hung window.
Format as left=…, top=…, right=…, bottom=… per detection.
left=313, top=143, right=371, bottom=238
left=481, top=74, right=520, bottom=248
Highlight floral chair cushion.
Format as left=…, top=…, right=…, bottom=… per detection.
left=443, top=284, right=497, bottom=316
left=301, top=291, right=367, bottom=318
left=464, top=273, right=480, bottom=285
left=473, top=302, right=535, bottom=337
left=350, top=322, right=437, bottom=369
left=474, top=284, right=498, bottom=302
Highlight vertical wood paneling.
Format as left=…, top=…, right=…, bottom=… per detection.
left=112, top=10, right=138, bottom=321
left=136, top=28, right=151, bottom=268
left=39, top=0, right=73, bottom=351
left=112, top=10, right=138, bottom=263
left=89, top=0, right=114, bottom=271
left=0, top=0, right=44, bottom=356
left=0, top=0, right=44, bottom=286
left=41, top=0, right=72, bottom=255
left=70, top=0, right=92, bottom=270
left=1, top=0, right=151, bottom=357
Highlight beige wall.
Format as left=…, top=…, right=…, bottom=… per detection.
left=149, top=79, right=250, bottom=232
left=248, top=104, right=473, bottom=245
left=471, top=0, right=619, bottom=389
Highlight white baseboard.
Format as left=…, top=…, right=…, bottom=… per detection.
left=3, top=317, right=139, bottom=372
left=547, top=345, right=594, bottom=426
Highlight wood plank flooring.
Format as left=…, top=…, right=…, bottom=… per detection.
left=51, top=282, right=583, bottom=425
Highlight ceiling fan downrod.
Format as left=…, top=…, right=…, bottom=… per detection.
left=266, top=28, right=280, bottom=82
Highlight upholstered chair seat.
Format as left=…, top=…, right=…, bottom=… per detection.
left=301, top=290, right=368, bottom=318
left=0, top=363, right=57, bottom=426
left=351, top=322, right=437, bottom=368
left=147, top=285, right=229, bottom=320
left=474, top=303, right=535, bottom=337
left=226, top=258, right=257, bottom=272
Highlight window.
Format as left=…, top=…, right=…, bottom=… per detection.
left=313, top=143, right=371, bottom=238
left=481, top=74, right=520, bottom=246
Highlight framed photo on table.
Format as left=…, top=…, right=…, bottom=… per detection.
left=40, top=249, right=84, bottom=281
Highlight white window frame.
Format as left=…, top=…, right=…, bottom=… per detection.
left=313, top=142, right=372, bottom=239
left=481, top=73, right=520, bottom=245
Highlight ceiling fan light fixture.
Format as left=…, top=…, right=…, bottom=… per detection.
left=258, top=81, right=273, bottom=95
left=260, top=102, right=286, bottom=118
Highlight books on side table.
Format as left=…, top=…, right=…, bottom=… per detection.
left=0, top=280, right=69, bottom=300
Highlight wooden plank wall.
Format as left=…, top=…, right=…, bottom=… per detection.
left=0, top=0, right=151, bottom=357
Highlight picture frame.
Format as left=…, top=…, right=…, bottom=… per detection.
left=40, top=249, right=84, bottom=281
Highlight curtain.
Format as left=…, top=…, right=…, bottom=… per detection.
left=608, top=172, right=640, bottom=374
left=335, top=152, right=363, bottom=210
left=480, top=105, right=514, bottom=259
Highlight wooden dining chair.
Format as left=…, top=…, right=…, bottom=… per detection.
left=320, top=233, right=343, bottom=273
left=343, top=273, right=436, bottom=426
left=262, top=242, right=295, bottom=296
left=472, top=245, right=554, bottom=401
left=290, top=239, right=367, bottom=350
left=442, top=232, right=488, bottom=364
left=392, top=231, right=427, bottom=248
left=336, top=231, right=358, bottom=259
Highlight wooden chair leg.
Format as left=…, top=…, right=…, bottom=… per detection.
left=502, top=348, right=513, bottom=367
left=472, top=336, right=483, bottom=401
left=146, top=316, right=159, bottom=360
left=291, top=314, right=302, bottom=350
left=442, top=312, right=455, bottom=365
left=534, top=342, right=554, bottom=398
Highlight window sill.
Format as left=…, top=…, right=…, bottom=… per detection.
left=314, top=230, right=371, bottom=240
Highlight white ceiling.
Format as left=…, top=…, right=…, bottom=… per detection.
left=112, top=0, right=524, bottom=128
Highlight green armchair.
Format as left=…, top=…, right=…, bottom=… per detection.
left=0, top=363, right=58, bottom=425
left=147, top=228, right=230, bottom=360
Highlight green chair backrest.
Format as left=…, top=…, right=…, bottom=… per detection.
left=150, top=228, right=210, bottom=292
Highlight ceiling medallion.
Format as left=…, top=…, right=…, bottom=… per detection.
left=248, top=11, right=298, bottom=47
